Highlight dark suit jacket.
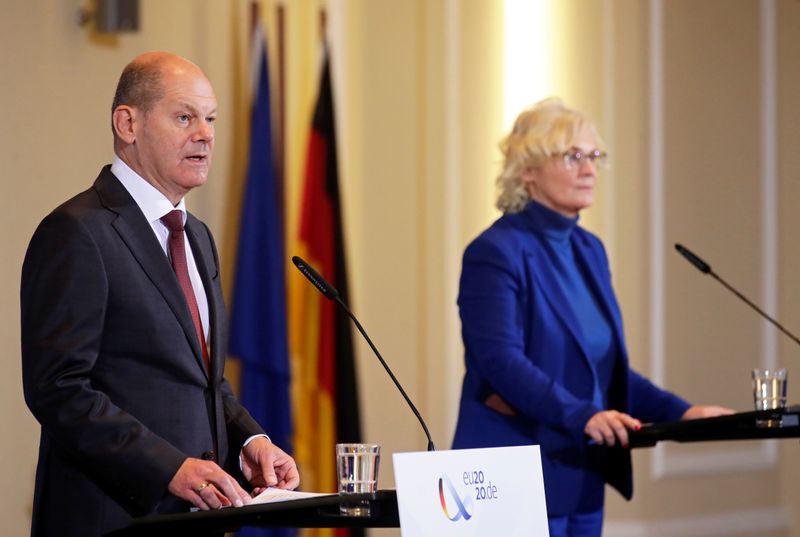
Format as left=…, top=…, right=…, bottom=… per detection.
left=21, top=166, right=264, bottom=536
left=451, top=202, right=690, bottom=516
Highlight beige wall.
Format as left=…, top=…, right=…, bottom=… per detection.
left=603, top=1, right=799, bottom=535
left=2, top=1, right=799, bottom=536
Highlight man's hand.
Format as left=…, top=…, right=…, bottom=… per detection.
left=167, top=458, right=252, bottom=510
left=584, top=410, right=641, bottom=448
left=681, top=405, right=736, bottom=420
left=240, top=436, right=300, bottom=495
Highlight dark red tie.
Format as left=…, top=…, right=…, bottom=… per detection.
left=161, top=210, right=210, bottom=372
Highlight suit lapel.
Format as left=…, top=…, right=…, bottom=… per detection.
left=93, top=168, right=209, bottom=377
left=523, top=236, right=593, bottom=367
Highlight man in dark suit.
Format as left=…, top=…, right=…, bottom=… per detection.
left=21, top=51, right=299, bottom=536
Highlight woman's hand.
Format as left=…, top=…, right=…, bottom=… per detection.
left=681, top=405, right=736, bottom=420
left=584, top=410, right=641, bottom=448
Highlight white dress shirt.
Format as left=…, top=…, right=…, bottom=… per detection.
left=110, top=157, right=210, bottom=342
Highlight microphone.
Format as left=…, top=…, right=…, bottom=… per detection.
left=674, top=243, right=800, bottom=347
left=291, top=255, right=437, bottom=451
left=292, top=256, right=338, bottom=300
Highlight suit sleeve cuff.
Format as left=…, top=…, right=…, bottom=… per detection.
left=239, top=434, right=271, bottom=472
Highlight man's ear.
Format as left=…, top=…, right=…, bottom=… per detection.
left=112, top=105, right=137, bottom=144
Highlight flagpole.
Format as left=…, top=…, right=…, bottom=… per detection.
left=276, top=2, right=286, bottom=226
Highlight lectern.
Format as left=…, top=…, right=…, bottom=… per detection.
left=630, top=405, right=800, bottom=448
left=105, top=490, right=399, bottom=537
left=107, top=407, right=800, bottom=536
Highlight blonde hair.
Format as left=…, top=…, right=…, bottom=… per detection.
left=495, top=97, right=603, bottom=214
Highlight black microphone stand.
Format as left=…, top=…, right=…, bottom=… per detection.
left=334, top=296, right=436, bottom=452
left=292, top=256, right=436, bottom=451
left=675, top=243, right=800, bottom=348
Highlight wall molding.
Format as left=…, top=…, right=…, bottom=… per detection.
left=648, top=0, right=779, bottom=479
left=443, top=0, right=462, bottom=432
left=605, top=506, right=790, bottom=537
left=419, top=0, right=462, bottom=449
left=601, top=0, right=617, bottom=264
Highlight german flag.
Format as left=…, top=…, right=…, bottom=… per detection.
left=289, top=48, right=362, bottom=537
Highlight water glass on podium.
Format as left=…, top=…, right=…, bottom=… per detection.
left=336, top=443, right=380, bottom=516
left=752, top=368, right=787, bottom=427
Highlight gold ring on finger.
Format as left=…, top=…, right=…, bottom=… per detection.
left=195, top=482, right=210, bottom=493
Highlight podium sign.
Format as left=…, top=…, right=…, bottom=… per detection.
left=393, top=445, right=549, bottom=537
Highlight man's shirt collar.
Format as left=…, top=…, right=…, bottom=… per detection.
left=110, top=156, right=187, bottom=224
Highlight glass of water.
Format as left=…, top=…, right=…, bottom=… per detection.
left=336, top=443, right=380, bottom=516
left=752, top=368, right=787, bottom=410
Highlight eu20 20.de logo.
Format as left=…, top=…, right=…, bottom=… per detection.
left=438, top=469, right=501, bottom=522
left=438, top=474, right=473, bottom=521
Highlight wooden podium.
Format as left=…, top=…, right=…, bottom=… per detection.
left=629, top=405, right=800, bottom=448
left=106, top=490, right=399, bottom=536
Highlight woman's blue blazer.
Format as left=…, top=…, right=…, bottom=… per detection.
left=451, top=204, right=689, bottom=515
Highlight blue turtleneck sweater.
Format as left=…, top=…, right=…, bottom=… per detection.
left=525, top=199, right=616, bottom=409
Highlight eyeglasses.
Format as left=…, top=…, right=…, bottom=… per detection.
left=561, top=149, right=608, bottom=169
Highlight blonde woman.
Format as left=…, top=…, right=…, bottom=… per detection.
left=451, top=98, right=731, bottom=537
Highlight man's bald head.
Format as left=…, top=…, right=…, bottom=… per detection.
left=111, top=52, right=205, bottom=139
left=111, top=52, right=217, bottom=204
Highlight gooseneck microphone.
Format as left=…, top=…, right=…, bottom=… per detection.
left=674, top=243, right=800, bottom=348
left=292, top=255, right=437, bottom=451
